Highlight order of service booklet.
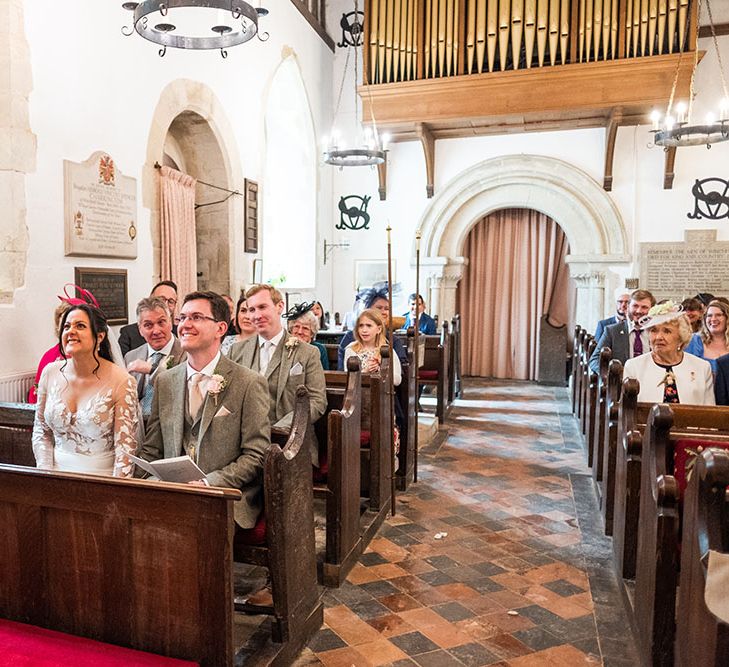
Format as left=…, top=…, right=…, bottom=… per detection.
left=129, top=454, right=206, bottom=483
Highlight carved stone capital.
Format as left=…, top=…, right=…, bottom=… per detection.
left=572, top=271, right=606, bottom=289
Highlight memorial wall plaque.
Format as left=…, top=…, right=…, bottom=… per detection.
left=74, top=268, right=128, bottom=325
left=64, top=151, right=138, bottom=259
left=639, top=230, right=729, bottom=302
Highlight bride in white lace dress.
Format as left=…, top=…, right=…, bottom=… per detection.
left=32, top=304, right=139, bottom=477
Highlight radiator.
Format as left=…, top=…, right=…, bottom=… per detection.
left=0, top=372, right=35, bottom=403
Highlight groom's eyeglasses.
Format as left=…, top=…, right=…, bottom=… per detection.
left=178, top=313, right=219, bottom=324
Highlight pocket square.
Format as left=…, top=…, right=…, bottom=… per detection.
left=289, top=362, right=303, bottom=376
left=214, top=405, right=231, bottom=418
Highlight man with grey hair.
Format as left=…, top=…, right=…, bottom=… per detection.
left=124, top=296, right=186, bottom=420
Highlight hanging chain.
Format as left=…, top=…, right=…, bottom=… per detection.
left=332, top=45, right=352, bottom=132
left=706, top=0, right=729, bottom=104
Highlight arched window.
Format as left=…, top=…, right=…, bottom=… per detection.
left=262, top=56, right=317, bottom=288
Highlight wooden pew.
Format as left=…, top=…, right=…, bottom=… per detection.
left=633, top=404, right=729, bottom=667
left=675, top=448, right=729, bottom=667
left=579, top=336, right=595, bottom=436
left=0, top=401, right=36, bottom=466
left=0, top=465, right=239, bottom=666
left=449, top=314, right=463, bottom=400
left=590, top=348, right=611, bottom=476
left=393, top=329, right=417, bottom=490
left=234, top=386, right=323, bottom=659
left=419, top=322, right=451, bottom=424
left=600, top=357, right=623, bottom=535
left=313, top=358, right=363, bottom=587
left=324, top=343, right=339, bottom=370
left=570, top=326, right=584, bottom=415
left=325, top=347, right=393, bottom=515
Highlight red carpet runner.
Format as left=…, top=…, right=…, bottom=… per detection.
left=0, top=619, right=198, bottom=666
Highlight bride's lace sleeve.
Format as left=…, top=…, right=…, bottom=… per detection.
left=112, top=375, right=140, bottom=478
left=31, top=367, right=54, bottom=469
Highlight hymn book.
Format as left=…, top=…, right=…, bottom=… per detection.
left=130, top=454, right=206, bottom=483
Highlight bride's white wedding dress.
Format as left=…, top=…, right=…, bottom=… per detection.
left=32, top=362, right=139, bottom=477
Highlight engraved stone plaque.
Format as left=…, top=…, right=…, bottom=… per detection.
left=64, top=151, right=138, bottom=259
left=639, top=230, right=729, bottom=301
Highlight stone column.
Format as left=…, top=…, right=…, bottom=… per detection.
left=0, top=0, right=35, bottom=303
left=571, top=270, right=606, bottom=334
left=419, top=257, right=466, bottom=324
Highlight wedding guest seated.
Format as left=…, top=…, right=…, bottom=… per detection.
left=124, top=297, right=186, bottom=421
left=681, top=297, right=705, bottom=333
left=402, top=293, right=437, bottom=335
left=118, top=280, right=178, bottom=356
left=623, top=302, right=714, bottom=405
left=684, top=300, right=729, bottom=373
left=337, top=283, right=408, bottom=370
left=595, top=288, right=630, bottom=340
left=138, top=290, right=270, bottom=519
left=312, top=300, right=326, bottom=330
left=286, top=302, right=329, bottom=369
left=221, top=293, right=256, bottom=355
left=228, top=284, right=327, bottom=464
left=714, top=354, right=729, bottom=405
left=589, top=288, right=655, bottom=374
left=32, top=303, right=140, bottom=476
left=222, top=294, right=237, bottom=337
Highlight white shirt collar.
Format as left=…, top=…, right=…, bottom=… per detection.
left=186, top=351, right=221, bottom=380
left=258, top=328, right=285, bottom=349
left=147, top=336, right=175, bottom=359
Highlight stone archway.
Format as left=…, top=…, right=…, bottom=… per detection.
left=416, top=155, right=631, bottom=328
left=144, top=80, right=244, bottom=293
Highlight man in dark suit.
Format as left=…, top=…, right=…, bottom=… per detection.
left=589, top=289, right=655, bottom=373
left=715, top=354, right=729, bottom=405
left=124, top=297, right=186, bottom=422
left=118, top=280, right=178, bottom=356
left=402, top=293, right=437, bottom=335
left=595, top=289, right=630, bottom=341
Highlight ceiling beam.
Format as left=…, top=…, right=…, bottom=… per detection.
left=416, top=123, right=435, bottom=198
left=603, top=109, right=622, bottom=192
left=698, top=23, right=729, bottom=38
left=664, top=147, right=677, bottom=190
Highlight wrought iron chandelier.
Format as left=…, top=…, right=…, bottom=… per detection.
left=650, top=0, right=729, bottom=148
left=121, top=0, right=269, bottom=58
left=323, top=1, right=389, bottom=168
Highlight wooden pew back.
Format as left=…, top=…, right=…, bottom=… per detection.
left=420, top=323, right=451, bottom=424
left=601, top=356, right=623, bottom=535
left=676, top=448, right=729, bottom=667
left=0, top=402, right=36, bottom=466
left=0, top=466, right=238, bottom=666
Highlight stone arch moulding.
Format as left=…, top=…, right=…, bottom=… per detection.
left=144, top=79, right=244, bottom=287
left=415, top=154, right=632, bottom=329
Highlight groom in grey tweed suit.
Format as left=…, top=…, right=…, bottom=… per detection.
left=138, top=290, right=271, bottom=529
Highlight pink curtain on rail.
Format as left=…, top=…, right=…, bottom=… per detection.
left=457, top=208, right=573, bottom=380
left=159, top=165, right=197, bottom=300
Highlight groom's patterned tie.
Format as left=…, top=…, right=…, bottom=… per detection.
left=633, top=328, right=643, bottom=357
left=140, top=352, right=164, bottom=416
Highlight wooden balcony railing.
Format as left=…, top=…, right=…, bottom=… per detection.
left=364, top=0, right=698, bottom=84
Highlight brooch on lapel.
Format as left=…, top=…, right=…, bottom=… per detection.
left=285, top=337, right=299, bottom=359
left=207, top=374, right=227, bottom=404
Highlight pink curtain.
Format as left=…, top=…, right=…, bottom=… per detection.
left=457, top=208, right=573, bottom=380
left=159, top=165, right=197, bottom=300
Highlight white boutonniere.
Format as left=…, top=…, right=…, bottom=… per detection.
left=285, top=337, right=299, bottom=359
left=207, top=374, right=227, bottom=404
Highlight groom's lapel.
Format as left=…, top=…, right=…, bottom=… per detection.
left=276, top=333, right=294, bottom=405
left=197, top=356, right=235, bottom=445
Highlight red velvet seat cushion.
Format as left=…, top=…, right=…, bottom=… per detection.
left=419, top=370, right=438, bottom=380
left=360, top=430, right=371, bottom=446
left=313, top=457, right=329, bottom=483
left=674, top=438, right=729, bottom=497
left=235, top=513, right=267, bottom=546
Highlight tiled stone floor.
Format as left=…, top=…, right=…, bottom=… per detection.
left=292, top=379, right=638, bottom=667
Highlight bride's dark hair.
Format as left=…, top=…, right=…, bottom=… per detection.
left=58, top=304, right=113, bottom=375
